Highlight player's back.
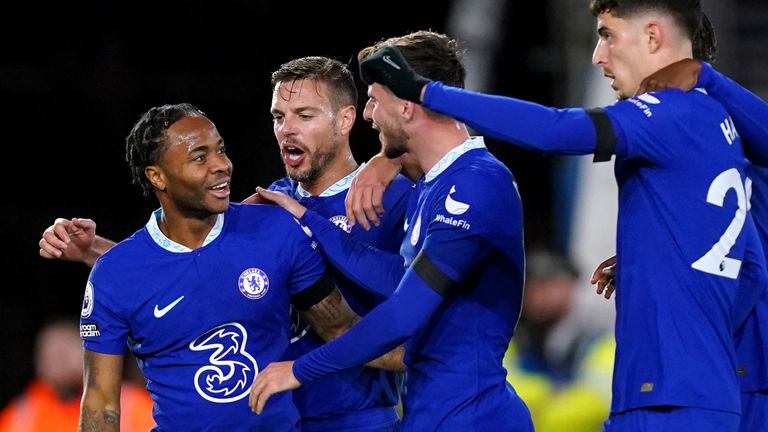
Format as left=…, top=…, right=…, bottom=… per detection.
left=602, top=89, right=752, bottom=414
left=399, top=142, right=528, bottom=430
left=83, top=204, right=323, bottom=431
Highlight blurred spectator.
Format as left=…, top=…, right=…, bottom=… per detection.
left=0, top=316, right=154, bottom=432
left=504, top=248, right=614, bottom=432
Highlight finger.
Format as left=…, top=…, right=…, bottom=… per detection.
left=51, top=222, right=73, bottom=244
left=39, top=238, right=63, bottom=259
left=604, top=282, right=615, bottom=299
left=72, top=218, right=96, bottom=232
left=371, top=185, right=385, bottom=217
left=345, top=180, right=358, bottom=228
left=590, top=268, right=601, bottom=284
left=241, top=191, right=263, bottom=204
left=595, top=281, right=605, bottom=295
left=350, top=185, right=370, bottom=231
left=254, top=187, right=278, bottom=205
left=361, top=187, right=381, bottom=227
left=256, top=386, right=272, bottom=415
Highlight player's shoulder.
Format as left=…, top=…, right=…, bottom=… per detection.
left=95, top=228, right=151, bottom=268
left=228, top=203, right=311, bottom=240
left=451, top=149, right=514, bottom=185
left=613, top=89, right=723, bottom=121
left=267, top=177, right=298, bottom=195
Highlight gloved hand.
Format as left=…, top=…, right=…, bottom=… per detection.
left=359, top=46, right=430, bottom=104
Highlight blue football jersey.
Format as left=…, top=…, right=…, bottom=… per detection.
left=422, top=82, right=761, bottom=415
left=80, top=204, right=325, bottom=431
left=267, top=167, right=412, bottom=430
left=396, top=138, right=527, bottom=430
left=293, top=137, right=531, bottom=431
left=601, top=90, right=752, bottom=414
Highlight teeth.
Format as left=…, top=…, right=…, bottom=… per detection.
left=211, top=182, right=227, bottom=190
left=288, top=154, right=301, bottom=161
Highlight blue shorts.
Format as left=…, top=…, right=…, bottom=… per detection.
left=740, top=390, right=768, bottom=432
left=602, top=406, right=739, bottom=432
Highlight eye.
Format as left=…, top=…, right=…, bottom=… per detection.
left=218, top=145, right=227, bottom=155
left=299, top=114, right=313, bottom=120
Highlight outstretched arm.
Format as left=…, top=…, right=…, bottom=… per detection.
left=360, top=46, right=604, bottom=157
left=80, top=349, right=123, bottom=431
left=297, top=286, right=405, bottom=372
left=39, top=218, right=115, bottom=268
left=255, top=187, right=406, bottom=298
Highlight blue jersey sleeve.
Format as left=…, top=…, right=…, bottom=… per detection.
left=285, top=218, right=327, bottom=296
left=698, top=62, right=768, bottom=166
left=293, top=262, right=444, bottom=383
left=299, top=210, right=406, bottom=298
left=422, top=81, right=601, bottom=156
left=80, top=260, right=131, bottom=355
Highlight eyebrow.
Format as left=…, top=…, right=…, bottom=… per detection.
left=189, top=138, right=223, bottom=154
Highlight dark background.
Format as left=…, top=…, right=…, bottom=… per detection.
left=1, top=1, right=561, bottom=406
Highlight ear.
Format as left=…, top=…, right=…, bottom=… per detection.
left=145, top=165, right=166, bottom=192
left=401, top=100, right=417, bottom=122
left=645, top=21, right=663, bottom=54
left=337, top=105, right=356, bottom=137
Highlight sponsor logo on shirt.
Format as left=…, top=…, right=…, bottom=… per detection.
left=238, top=268, right=270, bottom=300
left=435, top=214, right=471, bottom=230
left=626, top=96, right=656, bottom=118
left=80, top=322, right=100, bottom=337
left=189, top=322, right=258, bottom=403
left=444, top=185, right=470, bottom=215
left=81, top=281, right=94, bottom=318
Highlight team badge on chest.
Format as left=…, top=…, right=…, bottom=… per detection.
left=238, top=268, right=270, bottom=300
left=329, top=215, right=352, bottom=233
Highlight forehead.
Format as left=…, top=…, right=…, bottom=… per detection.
left=271, top=78, right=332, bottom=110
left=166, top=115, right=219, bottom=147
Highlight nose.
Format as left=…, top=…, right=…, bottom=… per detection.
left=592, top=39, right=606, bottom=66
left=363, top=98, right=374, bottom=122
left=274, top=115, right=296, bottom=139
left=212, top=152, right=233, bottom=174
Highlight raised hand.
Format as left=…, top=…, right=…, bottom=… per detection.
left=345, top=154, right=402, bottom=230
left=249, top=361, right=301, bottom=415
left=359, top=46, right=430, bottom=103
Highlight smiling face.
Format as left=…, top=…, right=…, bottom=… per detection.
left=592, top=11, right=654, bottom=99
left=149, top=114, right=232, bottom=218
left=271, top=78, right=346, bottom=185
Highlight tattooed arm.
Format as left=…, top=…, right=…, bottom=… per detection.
left=80, top=349, right=123, bottom=432
left=299, top=288, right=405, bottom=372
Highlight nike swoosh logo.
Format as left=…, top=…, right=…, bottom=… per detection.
left=382, top=55, right=401, bottom=70
left=154, top=295, right=185, bottom=318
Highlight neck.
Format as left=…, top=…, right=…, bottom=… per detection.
left=157, top=205, right=219, bottom=250
left=410, top=118, right=471, bottom=174
left=300, top=150, right=358, bottom=196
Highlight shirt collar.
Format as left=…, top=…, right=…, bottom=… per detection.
left=425, top=136, right=486, bottom=183
left=146, top=208, right=224, bottom=253
left=295, top=164, right=365, bottom=198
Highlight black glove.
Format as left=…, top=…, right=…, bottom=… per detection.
left=359, top=46, right=430, bottom=104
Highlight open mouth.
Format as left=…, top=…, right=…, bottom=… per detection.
left=209, top=180, right=231, bottom=198
left=282, top=144, right=306, bottom=167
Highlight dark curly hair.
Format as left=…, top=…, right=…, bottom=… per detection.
left=125, top=103, right=205, bottom=197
